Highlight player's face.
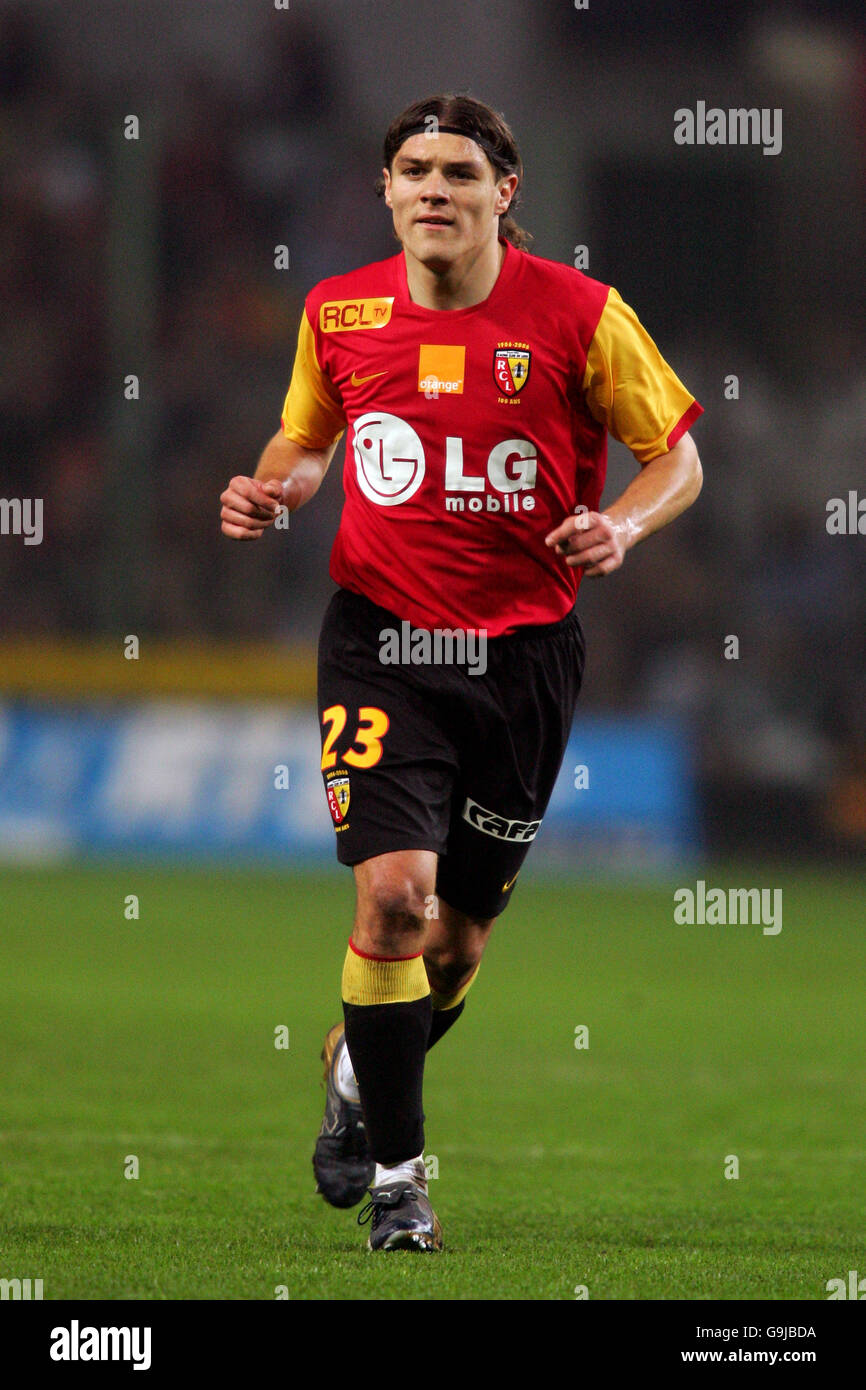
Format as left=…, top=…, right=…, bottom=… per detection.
left=383, top=132, right=517, bottom=272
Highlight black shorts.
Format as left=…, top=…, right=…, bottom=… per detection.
left=317, top=587, right=585, bottom=919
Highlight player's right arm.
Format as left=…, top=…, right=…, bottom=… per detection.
left=220, top=434, right=339, bottom=540
left=220, top=302, right=347, bottom=541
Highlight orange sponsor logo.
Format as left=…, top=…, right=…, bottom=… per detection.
left=418, top=344, right=465, bottom=395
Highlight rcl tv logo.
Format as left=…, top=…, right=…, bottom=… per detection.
left=352, top=412, right=536, bottom=514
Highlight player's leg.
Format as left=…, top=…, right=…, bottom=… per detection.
left=344, top=848, right=435, bottom=1169
left=314, top=846, right=444, bottom=1244
left=312, top=586, right=461, bottom=1239
left=332, top=889, right=495, bottom=1247
left=319, top=878, right=495, bottom=1241
left=421, top=602, right=588, bottom=1057
left=345, top=847, right=449, bottom=1249
left=424, top=899, right=495, bottom=1048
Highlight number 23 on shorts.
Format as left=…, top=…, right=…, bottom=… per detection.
left=321, top=704, right=390, bottom=770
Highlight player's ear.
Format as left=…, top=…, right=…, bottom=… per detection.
left=494, top=172, right=519, bottom=215
left=383, top=167, right=393, bottom=208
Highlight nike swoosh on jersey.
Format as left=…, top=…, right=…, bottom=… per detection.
left=350, top=370, right=388, bottom=386
left=501, top=872, right=520, bottom=893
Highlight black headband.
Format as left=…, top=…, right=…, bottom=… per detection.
left=396, top=123, right=501, bottom=163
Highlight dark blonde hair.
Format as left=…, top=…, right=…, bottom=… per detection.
left=375, top=93, right=532, bottom=250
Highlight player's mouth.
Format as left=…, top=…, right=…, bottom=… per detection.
left=416, top=215, right=454, bottom=227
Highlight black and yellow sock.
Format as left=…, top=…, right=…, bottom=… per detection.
left=341, top=939, right=432, bottom=1166
left=427, top=964, right=479, bottom=1050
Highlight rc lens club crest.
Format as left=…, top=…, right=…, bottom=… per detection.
left=494, top=346, right=531, bottom=398
left=326, top=771, right=351, bottom=829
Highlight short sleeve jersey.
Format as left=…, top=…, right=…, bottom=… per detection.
left=280, top=239, right=702, bottom=636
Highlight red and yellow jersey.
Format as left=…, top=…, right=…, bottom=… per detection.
left=280, top=239, right=702, bottom=636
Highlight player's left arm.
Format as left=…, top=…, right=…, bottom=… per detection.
left=545, top=430, right=702, bottom=576
left=546, top=285, right=704, bottom=577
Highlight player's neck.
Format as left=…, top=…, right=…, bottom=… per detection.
left=403, top=238, right=506, bottom=311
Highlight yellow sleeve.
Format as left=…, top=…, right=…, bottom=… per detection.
left=280, top=310, right=347, bottom=448
left=582, top=288, right=699, bottom=463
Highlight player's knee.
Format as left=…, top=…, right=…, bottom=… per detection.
left=356, top=870, right=429, bottom=954
left=423, top=945, right=481, bottom=996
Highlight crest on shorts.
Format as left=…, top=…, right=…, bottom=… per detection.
left=493, top=347, right=531, bottom=397
left=326, top=771, right=351, bottom=826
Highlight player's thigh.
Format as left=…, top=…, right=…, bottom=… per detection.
left=435, top=608, right=585, bottom=919
left=317, top=588, right=459, bottom=868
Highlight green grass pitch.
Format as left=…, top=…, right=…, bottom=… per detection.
left=0, top=862, right=863, bottom=1301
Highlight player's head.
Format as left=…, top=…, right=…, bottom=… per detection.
left=376, top=94, right=531, bottom=269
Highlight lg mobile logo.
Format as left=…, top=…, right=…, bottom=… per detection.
left=352, top=412, right=536, bottom=515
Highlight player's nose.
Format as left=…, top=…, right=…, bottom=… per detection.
left=419, top=173, right=450, bottom=201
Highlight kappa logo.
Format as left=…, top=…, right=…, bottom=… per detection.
left=326, top=770, right=351, bottom=827
left=493, top=343, right=531, bottom=398
left=320, top=298, right=394, bottom=333
left=463, top=797, right=541, bottom=843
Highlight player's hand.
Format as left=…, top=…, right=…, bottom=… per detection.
left=220, top=476, right=284, bottom=540
left=544, top=509, right=631, bottom=576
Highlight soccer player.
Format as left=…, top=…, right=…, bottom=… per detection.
left=220, top=94, right=703, bottom=1252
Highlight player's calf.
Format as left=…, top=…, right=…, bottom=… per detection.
left=426, top=961, right=480, bottom=1050
left=423, top=900, right=492, bottom=1048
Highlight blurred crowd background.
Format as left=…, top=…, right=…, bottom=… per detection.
left=1, top=0, right=865, bottom=859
